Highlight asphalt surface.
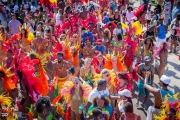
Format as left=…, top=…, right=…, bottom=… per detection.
left=132, top=1, right=180, bottom=120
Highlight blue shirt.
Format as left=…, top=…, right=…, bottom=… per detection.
left=94, top=45, right=105, bottom=54
left=158, top=25, right=166, bottom=39
left=172, top=6, right=180, bottom=20
left=103, top=17, right=110, bottom=24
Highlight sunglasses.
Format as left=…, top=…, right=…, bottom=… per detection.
left=106, top=74, right=110, bottom=77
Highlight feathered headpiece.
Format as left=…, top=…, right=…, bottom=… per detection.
left=0, top=63, right=15, bottom=92
left=80, top=13, right=98, bottom=28
left=18, top=24, right=34, bottom=44
left=132, top=21, right=143, bottom=35
left=99, top=0, right=109, bottom=8
left=81, top=31, right=94, bottom=44
left=153, top=93, right=180, bottom=120
left=103, top=53, right=127, bottom=72
left=60, top=80, right=92, bottom=104
left=134, top=4, right=146, bottom=18
left=50, top=0, right=57, bottom=8
left=29, top=52, right=50, bottom=96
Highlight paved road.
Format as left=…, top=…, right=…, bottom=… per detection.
left=132, top=1, right=180, bottom=120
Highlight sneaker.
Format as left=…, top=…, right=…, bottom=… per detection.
left=142, top=104, right=148, bottom=110
left=135, top=100, right=139, bottom=107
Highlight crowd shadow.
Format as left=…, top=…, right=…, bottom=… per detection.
left=164, top=69, right=180, bottom=79
left=168, top=61, right=180, bottom=69
left=173, top=85, right=180, bottom=93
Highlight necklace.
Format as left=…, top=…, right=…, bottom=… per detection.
left=58, top=62, right=64, bottom=72
left=97, top=89, right=104, bottom=96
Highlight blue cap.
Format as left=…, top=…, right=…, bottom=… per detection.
left=144, top=56, right=151, bottom=62
left=98, top=79, right=106, bottom=85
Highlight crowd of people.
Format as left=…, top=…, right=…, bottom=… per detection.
left=0, top=0, right=180, bottom=120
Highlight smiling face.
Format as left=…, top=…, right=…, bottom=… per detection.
left=97, top=99, right=105, bottom=108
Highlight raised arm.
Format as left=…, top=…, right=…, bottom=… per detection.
left=144, top=73, right=158, bottom=94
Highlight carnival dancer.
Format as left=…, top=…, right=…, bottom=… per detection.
left=92, top=53, right=105, bottom=74
left=142, top=37, right=154, bottom=62
left=17, top=55, right=46, bottom=114
left=0, top=94, right=18, bottom=120
left=61, top=77, right=92, bottom=120
left=82, top=39, right=95, bottom=58
left=102, top=29, right=111, bottom=53
left=114, top=73, right=133, bottom=93
left=53, top=52, right=72, bottom=97
left=32, top=32, right=48, bottom=54
left=123, top=44, right=135, bottom=73
left=153, top=42, right=169, bottom=79
left=18, top=25, right=34, bottom=53
left=103, top=54, right=127, bottom=73
left=144, top=74, right=174, bottom=120
left=0, top=63, right=16, bottom=99
left=136, top=56, right=155, bottom=110
left=80, top=58, right=96, bottom=87
left=3, top=49, right=18, bottom=98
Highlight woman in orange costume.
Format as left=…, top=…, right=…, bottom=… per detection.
left=0, top=65, right=16, bottom=98
left=103, top=54, right=127, bottom=73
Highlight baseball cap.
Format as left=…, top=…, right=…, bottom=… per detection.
left=96, top=39, right=102, bottom=44
left=98, top=79, right=106, bottom=86
left=118, top=89, right=131, bottom=97
left=144, top=56, right=151, bottom=62
left=160, top=75, right=171, bottom=84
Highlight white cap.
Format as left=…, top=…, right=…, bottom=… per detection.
left=160, top=75, right=171, bottom=84
left=118, top=89, right=131, bottom=97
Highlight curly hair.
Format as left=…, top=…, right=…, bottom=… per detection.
left=92, top=95, right=110, bottom=107
left=36, top=97, right=51, bottom=113
left=0, top=71, right=5, bottom=78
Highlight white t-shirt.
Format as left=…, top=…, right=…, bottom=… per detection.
left=88, top=88, right=109, bottom=103
left=56, top=13, right=62, bottom=25
left=113, top=28, right=126, bottom=35
left=31, top=5, right=36, bottom=13
left=126, top=11, right=134, bottom=22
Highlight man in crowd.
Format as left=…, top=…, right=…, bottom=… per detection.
left=145, top=74, right=174, bottom=120
left=136, top=56, right=154, bottom=110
